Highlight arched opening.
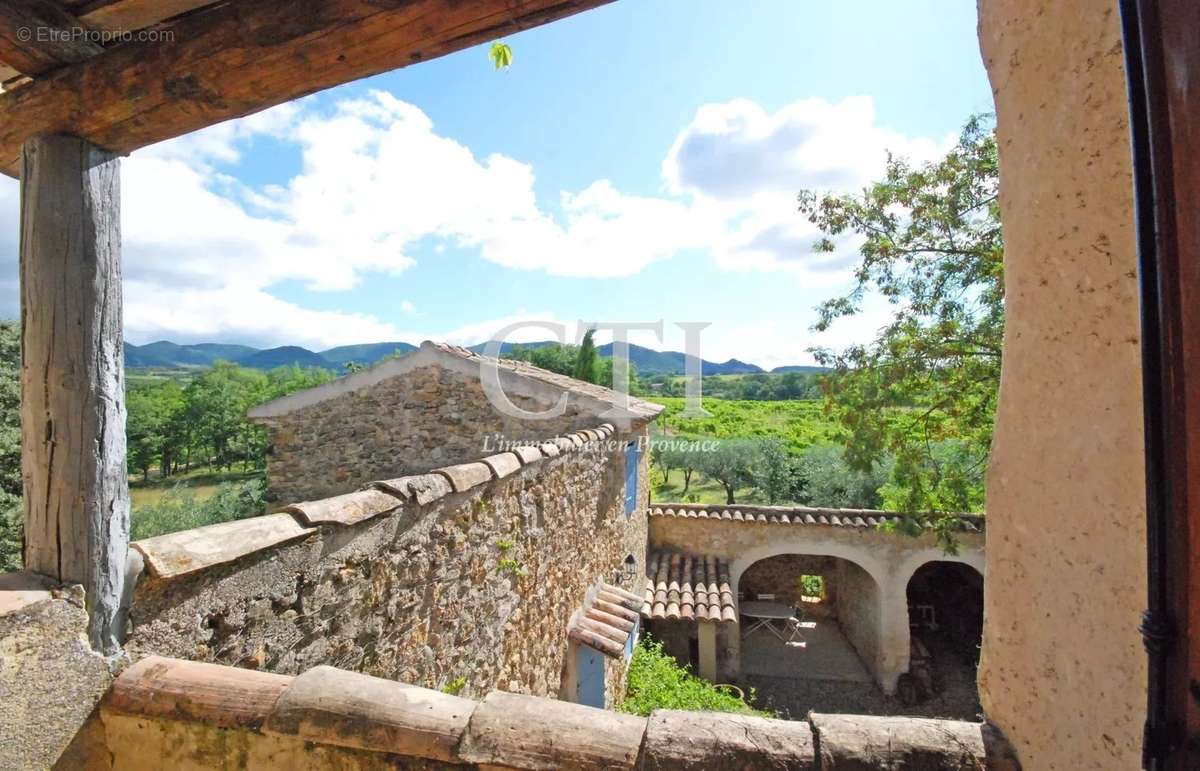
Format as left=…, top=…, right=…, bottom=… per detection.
left=737, top=553, right=888, bottom=718
left=902, top=561, right=983, bottom=716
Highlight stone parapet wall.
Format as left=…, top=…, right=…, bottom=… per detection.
left=125, top=423, right=649, bottom=704
left=75, top=655, right=1021, bottom=770
left=0, top=573, right=115, bottom=771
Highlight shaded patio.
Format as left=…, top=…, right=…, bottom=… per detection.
left=741, top=617, right=872, bottom=684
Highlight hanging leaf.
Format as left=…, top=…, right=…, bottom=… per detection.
left=489, top=42, right=513, bottom=70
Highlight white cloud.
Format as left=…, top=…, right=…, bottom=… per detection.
left=267, top=93, right=717, bottom=279
left=475, top=180, right=721, bottom=277
left=123, top=283, right=407, bottom=351
left=0, top=91, right=927, bottom=357
left=664, top=96, right=951, bottom=279
left=664, top=96, right=943, bottom=200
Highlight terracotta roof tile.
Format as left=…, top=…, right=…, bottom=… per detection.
left=649, top=503, right=984, bottom=532
left=567, top=581, right=642, bottom=659
left=643, top=551, right=737, bottom=624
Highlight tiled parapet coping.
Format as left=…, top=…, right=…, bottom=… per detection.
left=130, top=422, right=620, bottom=580
left=98, top=655, right=1022, bottom=770
left=652, top=503, right=985, bottom=532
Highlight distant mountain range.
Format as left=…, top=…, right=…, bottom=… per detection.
left=123, top=339, right=823, bottom=376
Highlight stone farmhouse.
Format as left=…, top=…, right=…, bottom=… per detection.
left=0, top=0, right=1196, bottom=768
left=126, top=341, right=662, bottom=711
left=246, top=341, right=661, bottom=504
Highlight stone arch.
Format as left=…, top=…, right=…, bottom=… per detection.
left=895, top=548, right=985, bottom=590
left=883, top=549, right=985, bottom=692
left=730, top=542, right=897, bottom=692
left=729, top=541, right=889, bottom=592
left=903, top=559, right=985, bottom=709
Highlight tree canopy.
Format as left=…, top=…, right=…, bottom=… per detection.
left=799, top=116, right=1002, bottom=529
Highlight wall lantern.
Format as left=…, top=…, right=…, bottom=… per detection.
left=621, top=554, right=638, bottom=584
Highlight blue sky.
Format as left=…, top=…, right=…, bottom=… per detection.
left=0, top=0, right=994, bottom=369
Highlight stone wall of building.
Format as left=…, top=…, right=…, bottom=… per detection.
left=125, top=426, right=651, bottom=706
left=835, top=558, right=882, bottom=683
left=976, top=2, right=1146, bottom=769
left=256, top=364, right=600, bottom=504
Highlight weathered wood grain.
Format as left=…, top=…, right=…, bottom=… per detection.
left=0, top=0, right=102, bottom=76
left=20, top=134, right=127, bottom=653
left=0, top=0, right=615, bottom=176
left=73, top=0, right=226, bottom=32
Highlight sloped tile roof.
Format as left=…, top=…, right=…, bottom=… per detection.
left=643, top=551, right=737, bottom=624
left=649, top=504, right=984, bottom=532
left=567, top=582, right=643, bottom=659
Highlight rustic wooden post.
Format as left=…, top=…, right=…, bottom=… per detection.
left=19, top=134, right=128, bottom=653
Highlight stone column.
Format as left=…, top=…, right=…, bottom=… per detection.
left=697, top=621, right=717, bottom=682
left=875, top=584, right=912, bottom=695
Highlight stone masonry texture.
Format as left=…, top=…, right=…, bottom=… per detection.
left=256, top=365, right=600, bottom=504
left=124, top=431, right=651, bottom=704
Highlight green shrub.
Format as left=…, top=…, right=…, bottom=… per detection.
left=131, top=478, right=267, bottom=540
left=619, top=637, right=771, bottom=717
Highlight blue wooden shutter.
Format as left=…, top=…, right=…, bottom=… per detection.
left=575, top=645, right=606, bottom=708
left=624, top=617, right=640, bottom=662
left=624, top=440, right=639, bottom=517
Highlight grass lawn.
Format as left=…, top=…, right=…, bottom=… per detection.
left=129, top=467, right=262, bottom=509
left=650, top=467, right=758, bottom=506
left=128, top=467, right=268, bottom=541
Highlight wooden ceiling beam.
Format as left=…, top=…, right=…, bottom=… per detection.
left=0, top=0, right=613, bottom=177
left=0, top=0, right=103, bottom=76
left=70, top=0, right=229, bottom=33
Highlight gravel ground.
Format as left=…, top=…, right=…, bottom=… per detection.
left=742, top=634, right=983, bottom=722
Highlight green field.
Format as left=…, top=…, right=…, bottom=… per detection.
left=649, top=466, right=756, bottom=505
left=129, top=467, right=260, bottom=508
left=646, top=396, right=844, bottom=453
